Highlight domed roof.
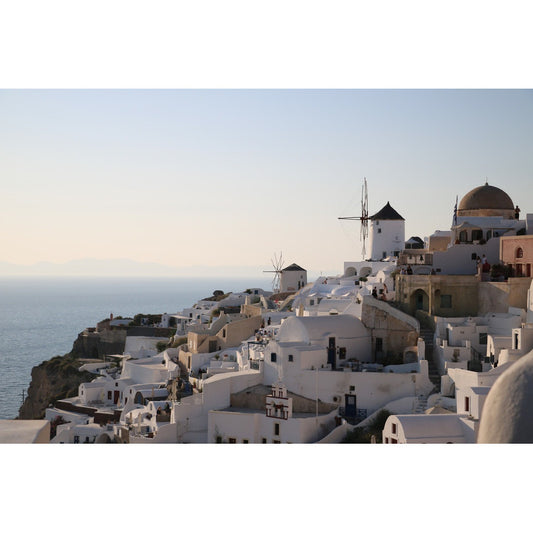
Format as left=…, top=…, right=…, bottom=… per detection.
left=458, top=183, right=514, bottom=212
left=477, top=350, right=533, bottom=443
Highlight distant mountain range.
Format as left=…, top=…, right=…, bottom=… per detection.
left=0, top=258, right=268, bottom=278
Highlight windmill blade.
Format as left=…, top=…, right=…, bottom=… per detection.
left=265, top=252, right=284, bottom=293
left=336, top=178, right=370, bottom=259
left=361, top=177, right=369, bottom=258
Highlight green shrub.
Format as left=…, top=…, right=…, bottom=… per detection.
left=341, top=409, right=392, bottom=444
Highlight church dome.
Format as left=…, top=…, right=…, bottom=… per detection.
left=457, top=183, right=514, bottom=218
left=477, top=350, right=533, bottom=443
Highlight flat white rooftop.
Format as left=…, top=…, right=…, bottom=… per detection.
left=0, top=420, right=50, bottom=443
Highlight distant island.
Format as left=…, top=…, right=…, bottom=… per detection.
left=0, top=258, right=271, bottom=278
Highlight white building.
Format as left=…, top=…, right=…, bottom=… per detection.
left=207, top=382, right=338, bottom=444
left=280, top=263, right=307, bottom=292
left=382, top=413, right=474, bottom=443
left=368, top=202, right=405, bottom=261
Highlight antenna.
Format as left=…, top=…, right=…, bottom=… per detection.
left=263, top=252, right=284, bottom=293
left=338, top=177, right=369, bottom=259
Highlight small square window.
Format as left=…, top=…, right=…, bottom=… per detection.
left=270, top=353, right=277, bottom=362
left=288, top=354, right=294, bottom=362
left=228, top=438, right=237, bottom=444
left=242, top=439, right=249, bottom=444
left=262, top=438, right=267, bottom=443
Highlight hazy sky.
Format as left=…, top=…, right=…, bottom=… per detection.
left=1, top=89, right=532, bottom=276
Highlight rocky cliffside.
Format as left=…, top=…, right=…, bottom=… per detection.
left=70, top=328, right=127, bottom=359
left=18, top=353, right=95, bottom=420
left=18, top=323, right=173, bottom=420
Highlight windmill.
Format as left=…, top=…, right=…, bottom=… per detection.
left=338, top=177, right=370, bottom=259
left=264, top=252, right=284, bottom=293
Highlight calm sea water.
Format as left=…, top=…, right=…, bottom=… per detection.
left=0, top=276, right=267, bottom=420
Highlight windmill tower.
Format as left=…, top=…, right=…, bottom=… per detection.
left=338, top=177, right=370, bottom=259
left=263, top=252, right=284, bottom=293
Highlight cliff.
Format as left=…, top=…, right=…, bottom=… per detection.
left=70, top=328, right=127, bottom=359
left=17, top=353, right=95, bottom=420
left=18, top=322, right=174, bottom=420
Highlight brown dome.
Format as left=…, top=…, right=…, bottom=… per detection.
left=457, top=183, right=514, bottom=218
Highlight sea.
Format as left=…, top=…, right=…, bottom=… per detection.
left=0, top=276, right=268, bottom=420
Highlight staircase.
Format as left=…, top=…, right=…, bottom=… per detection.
left=413, top=395, right=428, bottom=414
left=420, top=327, right=441, bottom=392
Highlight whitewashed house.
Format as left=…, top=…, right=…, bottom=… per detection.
left=207, top=381, right=339, bottom=444
left=382, top=414, right=474, bottom=444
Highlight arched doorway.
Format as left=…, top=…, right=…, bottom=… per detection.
left=344, top=266, right=357, bottom=277
left=410, top=289, right=429, bottom=313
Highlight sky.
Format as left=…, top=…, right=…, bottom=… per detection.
left=1, top=88, right=532, bottom=277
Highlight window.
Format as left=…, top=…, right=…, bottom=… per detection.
left=273, top=440, right=281, bottom=444
left=392, top=423, right=397, bottom=434
left=338, top=347, right=346, bottom=360
left=216, top=436, right=222, bottom=443
left=479, top=332, right=487, bottom=345
left=288, top=354, right=294, bottom=362
left=378, top=228, right=382, bottom=234
left=376, top=337, right=383, bottom=352
left=391, top=438, right=398, bottom=444
left=310, top=299, right=315, bottom=306
left=270, top=353, right=277, bottom=362
left=382, top=252, right=386, bottom=259
left=517, top=248, right=524, bottom=259
left=464, top=396, right=470, bottom=413
left=107, top=391, right=112, bottom=400
left=242, top=439, right=249, bottom=444
left=440, top=295, right=452, bottom=308
left=74, top=436, right=80, bottom=444
left=385, top=437, right=389, bottom=443
left=274, top=423, right=280, bottom=436
left=228, top=438, right=237, bottom=444
left=262, top=438, right=267, bottom=443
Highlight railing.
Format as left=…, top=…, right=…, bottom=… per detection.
left=339, top=407, right=367, bottom=424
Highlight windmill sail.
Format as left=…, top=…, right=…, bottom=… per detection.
left=338, top=177, right=369, bottom=259
left=263, top=252, right=284, bottom=293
